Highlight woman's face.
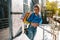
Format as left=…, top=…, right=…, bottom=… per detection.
left=34, top=7, right=39, bottom=14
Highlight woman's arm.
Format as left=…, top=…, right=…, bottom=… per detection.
left=27, top=13, right=34, bottom=22
left=39, top=17, right=43, bottom=24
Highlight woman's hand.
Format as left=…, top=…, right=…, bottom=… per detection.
left=31, top=23, right=39, bottom=27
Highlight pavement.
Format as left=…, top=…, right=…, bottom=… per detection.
left=0, top=28, right=9, bottom=40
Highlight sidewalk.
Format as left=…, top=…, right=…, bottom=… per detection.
left=0, top=28, right=9, bottom=40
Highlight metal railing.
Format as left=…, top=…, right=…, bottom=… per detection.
left=49, top=17, right=60, bottom=31
left=39, top=24, right=56, bottom=40
left=0, top=18, right=8, bottom=28
left=0, top=18, right=8, bottom=20
left=12, top=24, right=56, bottom=40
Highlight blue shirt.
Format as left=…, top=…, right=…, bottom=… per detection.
left=27, top=13, right=42, bottom=24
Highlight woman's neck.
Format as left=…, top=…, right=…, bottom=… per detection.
left=35, top=13, right=39, bottom=16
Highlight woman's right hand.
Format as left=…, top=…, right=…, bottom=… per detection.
left=31, top=23, right=39, bottom=27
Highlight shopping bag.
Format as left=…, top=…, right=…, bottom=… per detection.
left=19, top=20, right=30, bottom=40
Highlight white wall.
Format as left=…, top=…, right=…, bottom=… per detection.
left=12, top=0, right=23, bottom=12
left=12, top=14, right=22, bottom=36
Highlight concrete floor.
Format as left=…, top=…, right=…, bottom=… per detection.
left=0, top=28, right=9, bottom=40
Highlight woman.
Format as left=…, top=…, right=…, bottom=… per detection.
left=27, top=4, right=42, bottom=40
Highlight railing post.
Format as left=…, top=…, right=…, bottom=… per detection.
left=55, top=35, right=56, bottom=40
left=43, top=26, right=44, bottom=40
left=8, top=0, right=13, bottom=40
left=39, top=24, right=56, bottom=40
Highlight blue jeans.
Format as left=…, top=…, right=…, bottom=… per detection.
left=26, top=25, right=37, bottom=40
